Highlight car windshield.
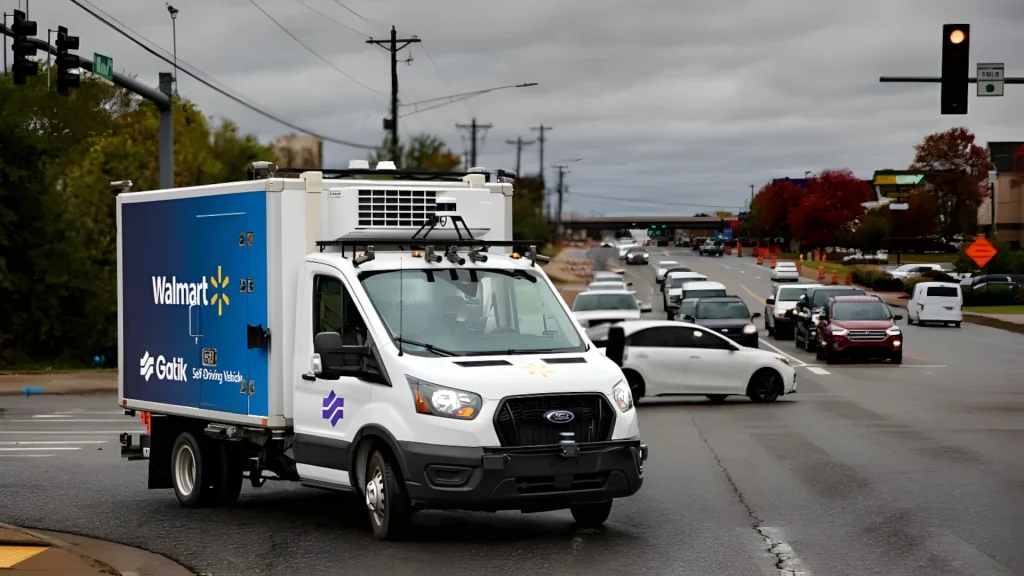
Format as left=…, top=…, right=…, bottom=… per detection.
left=812, top=289, right=865, bottom=308
left=679, top=300, right=697, bottom=317
left=589, top=283, right=625, bottom=291
left=572, top=293, right=639, bottom=312
left=831, top=302, right=892, bottom=321
left=659, top=262, right=678, bottom=269
left=670, top=276, right=703, bottom=288
left=627, top=248, right=646, bottom=254
left=359, top=268, right=584, bottom=357
left=697, top=301, right=750, bottom=319
left=778, top=287, right=810, bottom=302
left=683, top=289, right=728, bottom=299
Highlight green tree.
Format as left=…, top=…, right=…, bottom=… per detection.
left=0, top=70, right=276, bottom=367
left=510, top=177, right=550, bottom=241
left=370, top=133, right=461, bottom=171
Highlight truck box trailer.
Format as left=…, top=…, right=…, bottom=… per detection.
left=118, top=163, right=647, bottom=539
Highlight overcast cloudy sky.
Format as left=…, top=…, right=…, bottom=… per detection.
left=10, top=0, right=1024, bottom=216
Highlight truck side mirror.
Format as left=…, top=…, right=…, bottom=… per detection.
left=313, top=332, right=371, bottom=380
left=605, top=326, right=626, bottom=367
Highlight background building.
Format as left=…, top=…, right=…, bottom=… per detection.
left=979, top=142, right=1024, bottom=248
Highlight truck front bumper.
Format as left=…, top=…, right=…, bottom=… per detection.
left=400, top=438, right=647, bottom=513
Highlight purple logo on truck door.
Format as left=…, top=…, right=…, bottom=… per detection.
left=322, top=391, right=345, bottom=427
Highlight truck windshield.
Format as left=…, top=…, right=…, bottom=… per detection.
left=697, top=301, right=750, bottom=319
left=573, top=293, right=638, bottom=311
left=360, top=268, right=585, bottom=357
left=777, top=288, right=810, bottom=302
left=812, top=289, right=865, bottom=308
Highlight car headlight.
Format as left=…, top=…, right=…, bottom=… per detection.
left=775, top=356, right=790, bottom=366
left=811, top=314, right=821, bottom=325
left=886, top=326, right=901, bottom=335
left=611, top=379, right=633, bottom=413
left=830, top=325, right=848, bottom=336
left=407, top=376, right=482, bottom=420
left=743, top=323, right=757, bottom=334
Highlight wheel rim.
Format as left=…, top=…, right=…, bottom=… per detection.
left=174, top=444, right=196, bottom=497
left=757, top=374, right=778, bottom=401
left=365, top=466, right=386, bottom=527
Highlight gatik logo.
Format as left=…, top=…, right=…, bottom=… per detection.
left=139, top=351, right=188, bottom=382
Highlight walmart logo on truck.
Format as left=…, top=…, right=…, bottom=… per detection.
left=151, top=266, right=231, bottom=316
left=140, top=351, right=188, bottom=382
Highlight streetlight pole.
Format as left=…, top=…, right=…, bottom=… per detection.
left=749, top=184, right=754, bottom=204
left=166, top=4, right=178, bottom=95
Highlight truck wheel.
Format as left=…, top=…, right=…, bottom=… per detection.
left=570, top=501, right=612, bottom=527
left=891, top=352, right=903, bottom=364
left=217, top=443, right=244, bottom=507
left=171, top=431, right=220, bottom=508
left=365, top=449, right=412, bottom=541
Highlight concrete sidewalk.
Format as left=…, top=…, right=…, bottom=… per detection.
left=0, top=371, right=117, bottom=396
left=0, top=524, right=191, bottom=575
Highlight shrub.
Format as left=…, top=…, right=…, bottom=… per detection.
left=903, top=277, right=928, bottom=295
left=872, top=274, right=905, bottom=291
left=921, top=270, right=956, bottom=283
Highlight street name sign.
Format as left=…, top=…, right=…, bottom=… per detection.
left=965, top=236, right=998, bottom=268
left=93, top=53, right=113, bottom=81
left=977, top=63, right=1004, bottom=97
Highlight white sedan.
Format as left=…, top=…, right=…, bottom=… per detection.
left=770, top=261, right=800, bottom=282
left=587, top=320, right=796, bottom=403
left=656, top=261, right=680, bottom=284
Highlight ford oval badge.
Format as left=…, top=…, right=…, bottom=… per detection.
left=544, top=410, right=575, bottom=424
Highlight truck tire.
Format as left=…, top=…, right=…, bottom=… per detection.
left=171, top=431, right=220, bottom=508
left=216, top=443, right=244, bottom=507
left=570, top=500, right=613, bottom=527
left=365, top=449, right=412, bottom=541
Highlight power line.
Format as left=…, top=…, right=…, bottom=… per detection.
left=247, top=0, right=383, bottom=95
left=295, top=0, right=373, bottom=38
left=330, top=0, right=388, bottom=31
left=568, top=190, right=743, bottom=210
left=68, top=0, right=376, bottom=149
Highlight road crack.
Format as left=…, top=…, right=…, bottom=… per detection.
left=690, top=414, right=810, bottom=575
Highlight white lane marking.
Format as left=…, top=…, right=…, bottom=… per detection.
left=5, top=419, right=133, bottom=423
left=807, top=367, right=831, bottom=375
left=758, top=338, right=808, bottom=367
left=32, top=415, right=73, bottom=418
left=0, top=447, right=81, bottom=451
left=0, top=441, right=107, bottom=445
left=739, top=271, right=746, bottom=274
left=757, top=526, right=813, bottom=575
left=723, top=265, right=732, bottom=269
left=0, top=454, right=54, bottom=458
left=901, top=365, right=947, bottom=368
left=0, top=430, right=142, bottom=434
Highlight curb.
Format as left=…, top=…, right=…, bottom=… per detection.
left=0, top=523, right=120, bottom=575
left=0, top=523, right=193, bottom=575
left=0, top=386, right=118, bottom=397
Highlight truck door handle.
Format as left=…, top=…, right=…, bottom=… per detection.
left=301, top=373, right=316, bottom=382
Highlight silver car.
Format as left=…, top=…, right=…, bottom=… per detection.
left=765, top=283, right=820, bottom=340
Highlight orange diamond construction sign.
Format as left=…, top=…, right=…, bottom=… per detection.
left=965, top=236, right=998, bottom=269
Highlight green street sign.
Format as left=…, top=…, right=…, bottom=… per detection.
left=93, top=53, right=113, bottom=81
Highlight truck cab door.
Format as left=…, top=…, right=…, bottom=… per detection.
left=195, top=212, right=250, bottom=415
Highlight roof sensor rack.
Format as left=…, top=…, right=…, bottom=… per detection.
left=272, top=166, right=517, bottom=182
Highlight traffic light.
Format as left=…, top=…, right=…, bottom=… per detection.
left=940, top=24, right=970, bottom=115
left=11, top=10, right=39, bottom=86
left=56, top=26, right=82, bottom=96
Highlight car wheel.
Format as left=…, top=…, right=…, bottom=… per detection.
left=570, top=501, right=613, bottom=527
left=365, top=449, right=413, bottom=541
left=907, top=317, right=914, bottom=325
left=747, top=369, right=781, bottom=403
left=625, top=371, right=645, bottom=401
left=953, top=322, right=961, bottom=328
left=825, top=350, right=838, bottom=364
left=890, top=352, right=903, bottom=364
left=816, top=346, right=825, bottom=360
left=804, top=330, right=816, bottom=352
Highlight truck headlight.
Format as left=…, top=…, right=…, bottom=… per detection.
left=407, top=376, right=482, bottom=420
left=611, top=379, right=633, bottom=413
left=743, top=323, right=757, bottom=334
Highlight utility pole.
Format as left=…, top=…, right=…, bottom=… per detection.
left=367, top=26, right=420, bottom=167
left=456, top=117, right=492, bottom=168
left=505, top=136, right=535, bottom=176
left=553, top=164, right=569, bottom=238
left=530, top=124, right=552, bottom=180
left=749, top=184, right=755, bottom=203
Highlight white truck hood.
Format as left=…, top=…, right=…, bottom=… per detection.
left=395, top=351, right=624, bottom=401
left=573, top=309, right=642, bottom=325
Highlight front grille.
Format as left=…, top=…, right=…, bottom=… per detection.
left=357, top=189, right=436, bottom=227
left=494, top=394, right=614, bottom=447
left=515, top=472, right=609, bottom=494
left=847, top=330, right=887, bottom=341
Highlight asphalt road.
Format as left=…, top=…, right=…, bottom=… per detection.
left=1, top=249, right=1022, bottom=575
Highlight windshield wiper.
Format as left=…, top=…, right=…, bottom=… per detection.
left=465, top=347, right=564, bottom=356
left=394, top=338, right=456, bottom=357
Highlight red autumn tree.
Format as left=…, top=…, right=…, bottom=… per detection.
left=747, top=179, right=803, bottom=243
left=908, top=127, right=992, bottom=239
left=788, top=169, right=868, bottom=250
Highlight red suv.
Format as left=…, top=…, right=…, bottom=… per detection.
left=815, top=295, right=904, bottom=364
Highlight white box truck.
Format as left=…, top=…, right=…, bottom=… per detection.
left=118, top=162, right=648, bottom=539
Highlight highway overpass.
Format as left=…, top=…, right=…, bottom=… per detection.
left=561, top=215, right=738, bottom=230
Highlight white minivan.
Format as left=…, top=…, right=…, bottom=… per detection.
left=907, top=282, right=963, bottom=327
